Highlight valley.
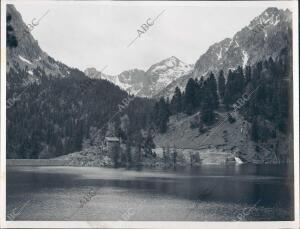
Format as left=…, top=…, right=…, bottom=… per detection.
left=4, top=2, right=296, bottom=224
left=6, top=5, right=293, bottom=168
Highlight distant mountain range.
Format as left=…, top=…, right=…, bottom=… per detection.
left=6, top=4, right=293, bottom=162
left=7, top=5, right=292, bottom=100
left=84, top=56, right=193, bottom=97
left=7, top=4, right=193, bottom=99
left=156, top=7, right=292, bottom=98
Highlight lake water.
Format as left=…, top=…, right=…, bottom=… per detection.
left=6, top=164, right=294, bottom=221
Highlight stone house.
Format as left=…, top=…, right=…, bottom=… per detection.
left=104, top=137, right=120, bottom=152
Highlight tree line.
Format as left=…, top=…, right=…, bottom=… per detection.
left=152, top=47, right=292, bottom=150
left=6, top=63, right=155, bottom=159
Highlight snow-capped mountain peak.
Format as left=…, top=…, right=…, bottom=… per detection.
left=156, top=7, right=292, bottom=98
left=148, top=56, right=192, bottom=75
left=84, top=56, right=193, bottom=97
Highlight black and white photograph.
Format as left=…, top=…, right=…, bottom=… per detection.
left=0, top=0, right=299, bottom=228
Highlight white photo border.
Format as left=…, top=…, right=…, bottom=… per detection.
left=0, top=1, right=299, bottom=228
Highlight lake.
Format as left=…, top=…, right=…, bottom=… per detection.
left=6, top=164, right=294, bottom=221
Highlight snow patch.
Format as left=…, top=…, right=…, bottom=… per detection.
left=225, top=39, right=232, bottom=51
left=242, top=50, right=249, bottom=68
left=165, top=58, right=177, bottom=68
left=28, top=70, right=33, bottom=75
left=130, top=87, right=142, bottom=96
left=19, top=55, right=32, bottom=65
left=273, top=16, right=280, bottom=25
left=115, top=75, right=132, bottom=91
left=228, top=39, right=239, bottom=48
left=34, top=56, right=42, bottom=62
left=235, top=40, right=240, bottom=47
left=216, top=48, right=222, bottom=60
left=264, top=18, right=271, bottom=24
left=200, top=71, right=209, bottom=77
left=151, top=65, right=168, bottom=73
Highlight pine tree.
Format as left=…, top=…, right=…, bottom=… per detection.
left=184, top=78, right=197, bottom=115
left=119, top=114, right=130, bottom=141
left=171, top=87, right=182, bottom=116
left=236, top=66, right=246, bottom=94
left=245, top=66, right=251, bottom=83
left=218, top=70, right=226, bottom=101
left=201, top=80, right=215, bottom=124
left=157, top=97, right=170, bottom=133
left=208, top=72, right=219, bottom=109
left=194, top=77, right=203, bottom=108
left=152, top=102, right=160, bottom=127
left=224, top=67, right=245, bottom=109
left=251, top=117, right=259, bottom=142
left=143, top=129, right=156, bottom=156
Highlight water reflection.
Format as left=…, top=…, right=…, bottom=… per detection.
left=6, top=164, right=294, bottom=221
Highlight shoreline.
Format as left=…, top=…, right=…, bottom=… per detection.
left=6, top=158, right=292, bottom=168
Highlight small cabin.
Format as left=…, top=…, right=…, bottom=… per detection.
left=104, top=137, right=120, bottom=152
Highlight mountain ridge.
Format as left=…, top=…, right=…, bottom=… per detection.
left=6, top=4, right=73, bottom=83
left=84, top=56, right=193, bottom=97
left=6, top=4, right=156, bottom=159
left=156, top=7, right=292, bottom=98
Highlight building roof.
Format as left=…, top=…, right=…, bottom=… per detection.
left=105, top=137, right=120, bottom=142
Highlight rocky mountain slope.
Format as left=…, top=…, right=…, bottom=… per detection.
left=6, top=5, right=293, bottom=166
left=154, top=111, right=290, bottom=164
left=157, top=7, right=292, bottom=98
left=6, top=5, right=73, bottom=85
left=85, top=56, right=193, bottom=97
left=6, top=5, right=155, bottom=159
left=84, top=67, right=147, bottom=96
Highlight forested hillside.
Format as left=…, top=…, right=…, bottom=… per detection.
left=6, top=5, right=293, bottom=165
left=152, top=47, right=293, bottom=162
left=7, top=61, right=154, bottom=159
left=157, top=7, right=292, bottom=98
left=6, top=5, right=155, bottom=159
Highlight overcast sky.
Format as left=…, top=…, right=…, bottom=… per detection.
left=14, top=1, right=293, bottom=75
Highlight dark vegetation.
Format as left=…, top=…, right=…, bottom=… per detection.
left=6, top=14, right=18, bottom=48
left=6, top=49, right=292, bottom=160
left=6, top=12, right=292, bottom=162
left=153, top=48, right=292, bottom=149
left=7, top=64, right=155, bottom=158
